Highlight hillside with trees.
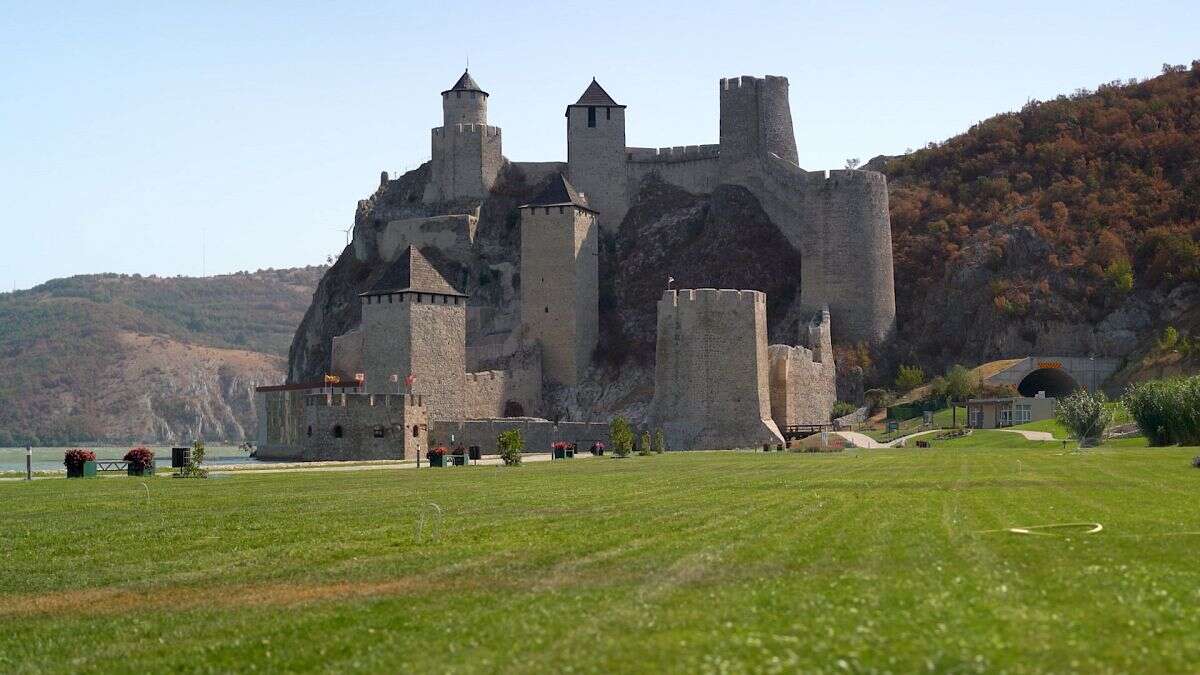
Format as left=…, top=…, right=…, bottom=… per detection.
left=879, top=61, right=1200, bottom=384
left=0, top=267, right=325, bottom=445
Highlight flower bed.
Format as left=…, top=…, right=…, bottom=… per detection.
left=427, top=446, right=447, bottom=468
left=124, top=447, right=155, bottom=476
left=64, top=449, right=97, bottom=478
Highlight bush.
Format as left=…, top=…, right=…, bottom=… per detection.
left=123, top=446, right=155, bottom=471
left=831, top=401, right=858, bottom=420
left=864, top=389, right=895, bottom=414
left=1123, top=376, right=1200, bottom=446
left=1055, top=390, right=1113, bottom=447
left=639, top=431, right=652, bottom=456
left=942, top=365, right=978, bottom=401
left=653, top=429, right=666, bottom=453
left=63, top=448, right=95, bottom=470
left=894, top=365, right=926, bottom=392
left=181, top=440, right=208, bottom=478
left=610, top=417, right=634, bottom=458
left=498, top=429, right=523, bottom=466
left=1192, top=456, right=1200, bottom=469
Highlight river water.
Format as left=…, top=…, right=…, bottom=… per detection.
left=0, top=446, right=267, bottom=473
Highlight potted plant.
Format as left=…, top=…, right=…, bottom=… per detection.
left=451, top=446, right=467, bottom=466
left=124, top=446, right=155, bottom=476
left=64, top=448, right=97, bottom=478
left=590, top=441, right=605, bottom=456
left=552, top=441, right=572, bottom=460
left=427, top=446, right=447, bottom=467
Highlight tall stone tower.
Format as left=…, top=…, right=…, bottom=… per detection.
left=566, top=79, right=628, bottom=232
left=359, top=246, right=467, bottom=421
left=519, top=174, right=598, bottom=386
left=425, top=70, right=503, bottom=202
left=651, top=288, right=784, bottom=451
left=717, top=75, right=799, bottom=175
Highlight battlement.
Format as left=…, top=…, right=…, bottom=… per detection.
left=719, top=74, right=789, bottom=91
left=662, top=288, right=765, bottom=307
left=626, top=144, right=721, bottom=163
left=718, top=74, right=798, bottom=168
left=801, top=168, right=888, bottom=188
left=431, top=125, right=502, bottom=138
left=303, top=393, right=425, bottom=409
left=465, top=369, right=507, bottom=383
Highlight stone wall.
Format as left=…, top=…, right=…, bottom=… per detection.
left=626, top=146, right=720, bottom=195
left=330, top=328, right=363, bottom=379
left=300, top=392, right=427, bottom=461
left=431, top=418, right=610, bottom=454
left=354, top=214, right=477, bottom=263
left=567, top=104, right=628, bottom=232
left=519, top=204, right=598, bottom=386
left=463, top=349, right=542, bottom=419
left=442, top=89, right=487, bottom=126
left=768, top=309, right=836, bottom=427
left=718, top=75, right=798, bottom=171
left=651, top=288, right=784, bottom=450
left=255, top=388, right=307, bottom=458
left=360, top=292, right=467, bottom=421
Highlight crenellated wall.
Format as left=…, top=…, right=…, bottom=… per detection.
left=626, top=145, right=720, bottom=195
left=354, top=214, right=476, bottom=264
left=651, top=288, right=784, bottom=450
left=463, top=348, right=542, bottom=419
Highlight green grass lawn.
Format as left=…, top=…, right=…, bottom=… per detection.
left=3, top=446, right=1200, bottom=672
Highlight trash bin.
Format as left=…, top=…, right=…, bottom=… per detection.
left=468, top=446, right=481, bottom=461
left=171, top=447, right=191, bottom=468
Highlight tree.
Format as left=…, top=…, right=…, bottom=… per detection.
left=610, top=417, right=634, bottom=458
left=653, top=429, right=666, bottom=453
left=639, top=430, right=652, bottom=456
left=894, top=365, right=926, bottom=393
left=497, top=429, right=523, bottom=466
left=1056, top=390, right=1113, bottom=447
left=845, top=158, right=861, bottom=170
left=942, top=365, right=978, bottom=402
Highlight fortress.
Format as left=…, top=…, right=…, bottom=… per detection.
left=259, top=68, right=894, bottom=456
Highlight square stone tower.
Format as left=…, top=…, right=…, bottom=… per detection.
left=519, top=174, right=598, bottom=387
left=359, top=246, right=467, bottom=421
left=566, top=79, right=628, bottom=233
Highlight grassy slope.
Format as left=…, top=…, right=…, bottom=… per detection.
left=3, top=447, right=1199, bottom=672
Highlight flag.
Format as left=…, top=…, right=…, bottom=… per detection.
left=354, top=373, right=365, bottom=383
left=405, top=374, right=416, bottom=387
left=390, top=374, right=399, bottom=382
left=324, top=374, right=340, bottom=385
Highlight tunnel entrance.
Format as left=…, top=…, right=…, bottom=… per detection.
left=1017, top=367, right=1079, bottom=398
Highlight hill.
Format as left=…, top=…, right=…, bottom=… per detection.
left=0, top=267, right=325, bottom=445
left=881, top=61, right=1200, bottom=381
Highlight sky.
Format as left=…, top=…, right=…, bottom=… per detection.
left=1, top=1, right=1197, bottom=291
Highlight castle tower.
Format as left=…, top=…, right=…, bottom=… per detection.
left=767, top=308, right=836, bottom=428
left=566, top=79, right=628, bottom=232
left=519, top=174, right=598, bottom=387
left=651, top=288, right=784, bottom=451
left=718, top=75, right=799, bottom=174
left=426, top=70, right=503, bottom=202
left=359, top=246, right=467, bottom=421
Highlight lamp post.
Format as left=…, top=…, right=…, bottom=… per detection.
left=26, top=445, right=32, bottom=481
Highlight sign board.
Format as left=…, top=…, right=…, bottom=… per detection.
left=923, top=411, right=933, bottom=425
left=1037, top=361, right=1063, bottom=369
left=886, top=419, right=899, bottom=432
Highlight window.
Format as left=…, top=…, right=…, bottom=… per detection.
left=587, top=106, right=596, bottom=127
left=412, top=425, right=419, bottom=438
left=999, top=409, right=1012, bottom=427
left=333, top=425, right=344, bottom=438
left=373, top=425, right=386, bottom=438
left=1015, top=404, right=1032, bottom=423
left=306, top=425, right=312, bottom=437
left=606, top=107, right=611, bottom=120
left=544, top=307, right=549, bottom=313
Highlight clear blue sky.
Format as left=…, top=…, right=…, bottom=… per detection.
left=1, top=1, right=1196, bottom=291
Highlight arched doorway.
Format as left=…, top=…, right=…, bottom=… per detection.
left=502, top=400, right=525, bottom=417
left=1018, top=368, right=1079, bottom=398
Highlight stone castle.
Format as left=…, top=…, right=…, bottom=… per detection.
left=259, top=68, right=895, bottom=456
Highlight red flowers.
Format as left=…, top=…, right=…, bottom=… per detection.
left=123, top=446, right=155, bottom=470
left=427, top=446, right=448, bottom=457
left=63, top=448, right=96, bottom=469
left=552, top=441, right=572, bottom=450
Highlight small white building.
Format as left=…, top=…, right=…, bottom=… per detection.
left=965, top=395, right=1056, bottom=429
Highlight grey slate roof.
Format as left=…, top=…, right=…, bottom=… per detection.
left=520, top=174, right=595, bottom=212
left=572, top=78, right=621, bottom=107
left=443, top=69, right=487, bottom=95
left=361, top=246, right=466, bottom=297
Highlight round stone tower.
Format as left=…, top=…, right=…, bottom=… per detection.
left=442, top=69, right=488, bottom=125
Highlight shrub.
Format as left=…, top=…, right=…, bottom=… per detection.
left=498, top=429, right=523, bottom=466
left=653, top=429, right=666, bottom=453
left=831, top=401, right=858, bottom=420
left=63, top=448, right=95, bottom=470
left=1123, top=375, right=1200, bottom=446
left=610, top=417, right=634, bottom=458
left=639, top=431, right=652, bottom=456
left=427, top=446, right=447, bottom=459
left=894, top=365, right=926, bottom=392
left=123, top=446, right=155, bottom=471
left=181, top=440, right=208, bottom=478
left=1192, top=456, right=1200, bottom=469
left=942, top=365, right=978, bottom=401
left=864, top=389, right=895, bottom=414
left=1055, top=389, right=1113, bottom=447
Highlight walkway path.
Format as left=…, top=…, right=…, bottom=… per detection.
left=211, top=452, right=589, bottom=475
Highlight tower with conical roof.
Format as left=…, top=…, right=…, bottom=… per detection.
left=519, top=174, right=599, bottom=386
left=359, top=246, right=468, bottom=421
left=566, top=78, right=627, bottom=232
left=426, top=69, right=503, bottom=202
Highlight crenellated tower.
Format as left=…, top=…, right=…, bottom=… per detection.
left=519, top=175, right=599, bottom=386
left=425, top=70, right=503, bottom=202
left=566, top=79, right=628, bottom=232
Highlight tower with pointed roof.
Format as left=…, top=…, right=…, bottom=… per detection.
left=566, top=78, right=627, bottom=233
left=426, top=69, right=503, bottom=202
left=519, top=174, right=598, bottom=386
left=359, top=245, right=468, bottom=421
